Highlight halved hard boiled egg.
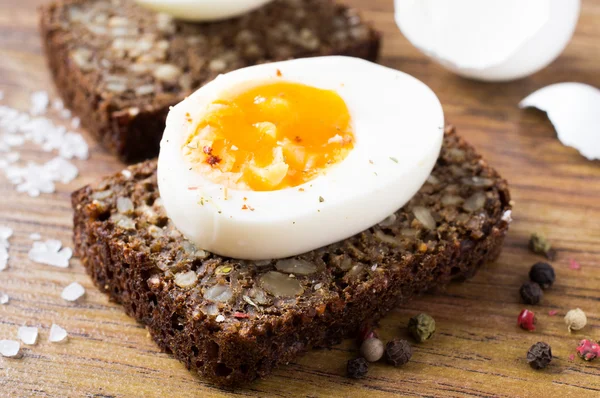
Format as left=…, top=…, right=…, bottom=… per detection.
left=158, top=56, right=444, bottom=260
left=133, top=0, right=273, bottom=22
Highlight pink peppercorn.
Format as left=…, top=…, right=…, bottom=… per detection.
left=518, top=309, right=536, bottom=331
left=577, top=339, right=600, bottom=361
left=357, top=323, right=378, bottom=343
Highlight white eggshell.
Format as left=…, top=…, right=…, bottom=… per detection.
left=134, top=0, right=273, bottom=22
left=394, top=0, right=580, bottom=82
left=158, top=56, right=444, bottom=260
left=520, top=83, right=600, bottom=160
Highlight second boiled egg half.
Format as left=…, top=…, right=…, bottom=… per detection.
left=133, top=0, right=274, bottom=22
left=158, top=56, right=444, bottom=260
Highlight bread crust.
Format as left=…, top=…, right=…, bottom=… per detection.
left=72, top=127, right=511, bottom=386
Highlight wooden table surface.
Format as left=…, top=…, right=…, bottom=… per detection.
left=1, top=1, right=600, bottom=397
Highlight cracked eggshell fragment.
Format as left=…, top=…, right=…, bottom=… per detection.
left=520, top=83, right=600, bottom=160
left=394, top=0, right=580, bottom=81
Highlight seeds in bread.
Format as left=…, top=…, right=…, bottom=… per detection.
left=72, top=127, right=511, bottom=386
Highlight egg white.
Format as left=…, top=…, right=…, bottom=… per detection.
left=158, top=56, right=444, bottom=260
left=134, top=0, right=273, bottom=22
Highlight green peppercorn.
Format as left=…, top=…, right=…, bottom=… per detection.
left=529, top=233, right=556, bottom=260
left=408, top=313, right=436, bottom=343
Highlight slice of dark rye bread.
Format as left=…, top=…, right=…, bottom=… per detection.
left=72, top=127, right=511, bottom=386
left=39, top=0, right=381, bottom=163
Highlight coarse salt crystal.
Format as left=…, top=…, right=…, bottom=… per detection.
left=18, top=326, right=39, bottom=345
left=71, top=117, right=81, bottom=129
left=59, top=109, right=72, bottom=120
left=30, top=91, right=49, bottom=116
left=49, top=324, right=68, bottom=343
left=121, top=169, right=132, bottom=178
left=0, top=225, right=12, bottom=246
left=61, top=282, right=85, bottom=301
left=216, top=314, right=225, bottom=323
left=59, top=132, right=89, bottom=160
left=28, top=239, right=72, bottom=268
left=1, top=98, right=89, bottom=197
left=0, top=225, right=12, bottom=271
left=0, top=247, right=8, bottom=271
left=2, top=134, right=25, bottom=147
left=0, top=152, right=20, bottom=169
left=46, top=157, right=79, bottom=183
left=29, top=233, right=41, bottom=240
left=0, top=293, right=8, bottom=304
left=0, top=340, right=21, bottom=358
left=45, top=239, right=62, bottom=253
left=7, top=152, right=19, bottom=162
left=6, top=162, right=55, bottom=196
left=52, top=98, right=64, bottom=111
left=4, top=157, right=78, bottom=197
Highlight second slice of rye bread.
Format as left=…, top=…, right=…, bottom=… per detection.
left=72, top=127, right=511, bottom=386
left=40, top=0, right=380, bottom=162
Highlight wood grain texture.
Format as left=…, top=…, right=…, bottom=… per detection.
left=1, top=0, right=599, bottom=397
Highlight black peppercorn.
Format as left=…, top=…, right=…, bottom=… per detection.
left=384, top=339, right=412, bottom=367
left=527, top=342, right=552, bottom=369
left=519, top=281, right=543, bottom=305
left=528, top=262, right=555, bottom=289
left=347, top=357, right=368, bottom=379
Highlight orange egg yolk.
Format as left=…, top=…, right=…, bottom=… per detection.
left=183, top=81, right=355, bottom=191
